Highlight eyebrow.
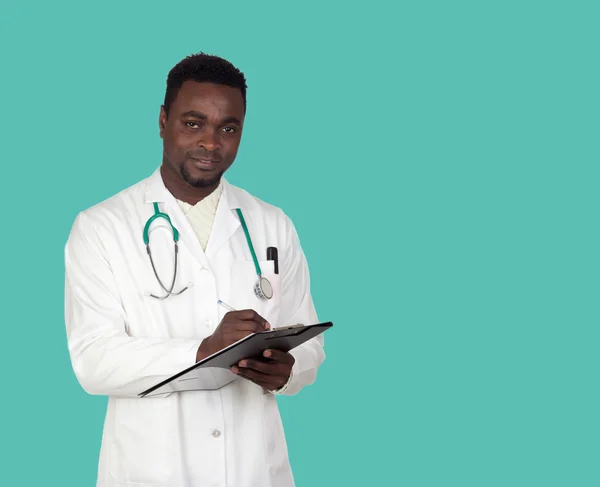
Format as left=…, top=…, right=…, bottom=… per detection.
left=180, top=110, right=241, bottom=125
left=181, top=110, right=207, bottom=119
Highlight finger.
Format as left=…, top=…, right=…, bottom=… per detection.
left=238, top=358, right=283, bottom=375
left=239, top=372, right=281, bottom=391
left=262, top=349, right=295, bottom=365
left=232, top=366, right=280, bottom=389
left=232, top=365, right=268, bottom=382
left=230, top=309, right=270, bottom=329
left=246, top=366, right=286, bottom=389
left=223, top=319, right=265, bottom=334
left=224, top=331, right=255, bottom=344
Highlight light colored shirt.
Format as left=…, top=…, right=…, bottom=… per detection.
left=176, top=181, right=223, bottom=251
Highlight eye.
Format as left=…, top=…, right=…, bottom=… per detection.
left=222, top=126, right=237, bottom=133
left=185, top=121, right=199, bottom=128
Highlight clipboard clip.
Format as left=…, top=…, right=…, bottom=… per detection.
left=268, top=323, right=304, bottom=332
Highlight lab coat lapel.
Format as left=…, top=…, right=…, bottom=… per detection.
left=167, top=201, right=208, bottom=268
left=205, top=180, right=241, bottom=259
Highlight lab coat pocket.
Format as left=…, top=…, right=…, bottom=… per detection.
left=229, top=260, right=281, bottom=326
left=110, top=397, right=173, bottom=485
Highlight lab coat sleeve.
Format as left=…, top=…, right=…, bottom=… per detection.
left=274, top=214, right=326, bottom=396
left=64, top=212, right=202, bottom=398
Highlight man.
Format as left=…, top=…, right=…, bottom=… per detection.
left=64, top=52, right=326, bottom=487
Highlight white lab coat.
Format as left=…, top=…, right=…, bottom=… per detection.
left=64, top=167, right=325, bottom=487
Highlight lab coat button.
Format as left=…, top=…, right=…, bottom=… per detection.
left=201, top=267, right=209, bottom=274
left=204, top=319, right=212, bottom=327
left=212, top=429, right=221, bottom=438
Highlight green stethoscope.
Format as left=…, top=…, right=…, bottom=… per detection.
left=143, top=202, right=273, bottom=300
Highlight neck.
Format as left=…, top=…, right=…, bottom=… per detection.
left=160, top=163, right=220, bottom=206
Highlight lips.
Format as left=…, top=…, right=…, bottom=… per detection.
left=191, top=157, right=220, bottom=163
left=189, top=156, right=221, bottom=170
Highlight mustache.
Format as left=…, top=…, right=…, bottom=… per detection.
left=186, top=150, right=223, bottom=162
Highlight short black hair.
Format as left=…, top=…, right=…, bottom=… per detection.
left=163, top=52, right=247, bottom=116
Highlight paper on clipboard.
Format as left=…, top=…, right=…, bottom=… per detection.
left=141, top=366, right=240, bottom=397
left=139, top=321, right=333, bottom=398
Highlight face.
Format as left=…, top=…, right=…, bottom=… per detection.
left=159, top=81, right=245, bottom=188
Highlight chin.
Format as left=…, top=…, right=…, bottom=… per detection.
left=180, top=163, right=223, bottom=188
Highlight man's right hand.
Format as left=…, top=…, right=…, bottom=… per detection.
left=196, top=310, right=270, bottom=362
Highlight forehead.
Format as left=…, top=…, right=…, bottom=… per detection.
left=170, top=81, right=245, bottom=118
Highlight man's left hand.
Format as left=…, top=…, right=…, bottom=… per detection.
left=231, top=349, right=294, bottom=391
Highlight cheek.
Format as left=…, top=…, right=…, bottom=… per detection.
left=223, top=139, right=241, bottom=158
left=164, top=132, right=188, bottom=154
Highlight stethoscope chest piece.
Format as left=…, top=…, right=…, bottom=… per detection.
left=236, top=207, right=274, bottom=301
left=254, top=276, right=273, bottom=300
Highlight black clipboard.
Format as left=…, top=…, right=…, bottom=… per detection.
left=138, top=321, right=333, bottom=397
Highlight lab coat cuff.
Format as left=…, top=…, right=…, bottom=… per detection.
left=271, top=369, right=293, bottom=395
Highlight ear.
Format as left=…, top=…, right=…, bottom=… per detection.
left=159, top=105, right=167, bottom=138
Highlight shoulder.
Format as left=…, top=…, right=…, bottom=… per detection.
left=66, top=174, right=150, bottom=241
left=225, top=182, right=300, bottom=247
left=225, top=180, right=291, bottom=224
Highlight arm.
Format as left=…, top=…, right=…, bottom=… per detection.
left=272, top=213, right=326, bottom=396
left=64, top=212, right=202, bottom=397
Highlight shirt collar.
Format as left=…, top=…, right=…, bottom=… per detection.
left=143, top=166, right=242, bottom=210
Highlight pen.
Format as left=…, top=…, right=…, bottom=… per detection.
left=267, top=247, right=279, bottom=274
left=217, top=300, right=236, bottom=312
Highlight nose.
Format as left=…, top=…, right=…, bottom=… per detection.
left=198, top=129, right=220, bottom=152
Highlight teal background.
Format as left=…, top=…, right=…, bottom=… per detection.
left=1, top=1, right=598, bottom=485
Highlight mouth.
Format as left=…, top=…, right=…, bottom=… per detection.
left=189, top=157, right=221, bottom=170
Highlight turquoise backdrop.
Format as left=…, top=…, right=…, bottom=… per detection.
left=0, top=1, right=598, bottom=485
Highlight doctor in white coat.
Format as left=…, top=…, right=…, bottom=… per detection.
left=64, top=52, right=326, bottom=487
